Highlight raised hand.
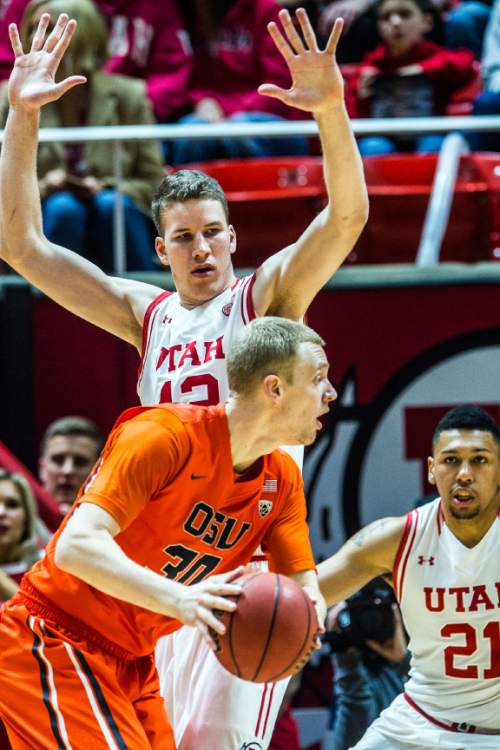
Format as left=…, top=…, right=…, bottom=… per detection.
left=258, top=8, right=345, bottom=115
left=8, top=13, right=86, bottom=112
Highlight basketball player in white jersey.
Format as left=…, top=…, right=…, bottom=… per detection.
left=319, top=404, right=500, bottom=749
left=0, top=8, right=368, bottom=750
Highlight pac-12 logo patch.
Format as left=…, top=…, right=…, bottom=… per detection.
left=222, top=301, right=234, bottom=316
left=240, top=743, right=263, bottom=750
left=258, top=500, right=273, bottom=517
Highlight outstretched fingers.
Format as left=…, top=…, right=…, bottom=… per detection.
left=30, top=13, right=50, bottom=52
left=8, top=24, right=23, bottom=57
left=277, top=8, right=305, bottom=54
left=325, top=17, right=344, bottom=56
left=44, top=13, right=69, bottom=54
left=295, top=7, right=319, bottom=52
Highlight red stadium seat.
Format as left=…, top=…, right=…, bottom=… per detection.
left=347, top=153, right=500, bottom=264
left=175, top=158, right=327, bottom=266
left=176, top=153, right=500, bottom=267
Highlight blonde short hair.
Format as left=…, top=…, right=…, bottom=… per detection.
left=227, top=317, right=325, bottom=396
left=21, top=0, right=108, bottom=74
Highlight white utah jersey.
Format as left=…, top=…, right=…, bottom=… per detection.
left=394, top=498, right=500, bottom=729
left=138, top=275, right=256, bottom=406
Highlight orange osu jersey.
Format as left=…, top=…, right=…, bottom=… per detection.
left=20, top=404, right=315, bottom=657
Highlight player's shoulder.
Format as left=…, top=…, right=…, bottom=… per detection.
left=266, top=448, right=303, bottom=490
left=109, top=404, right=193, bottom=452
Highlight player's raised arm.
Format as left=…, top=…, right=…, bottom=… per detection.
left=0, top=13, right=161, bottom=348
left=253, top=8, right=368, bottom=320
left=317, top=516, right=406, bottom=607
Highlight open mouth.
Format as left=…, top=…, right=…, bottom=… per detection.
left=191, top=265, right=215, bottom=277
left=0, top=523, right=10, bottom=534
left=452, top=489, right=475, bottom=504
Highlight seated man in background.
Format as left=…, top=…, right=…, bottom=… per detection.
left=354, top=0, right=476, bottom=155
left=39, top=415, right=103, bottom=518
left=0, top=0, right=166, bottom=272
left=0, top=0, right=191, bottom=123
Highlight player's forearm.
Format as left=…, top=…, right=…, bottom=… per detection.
left=317, top=550, right=377, bottom=608
left=0, top=107, right=44, bottom=262
left=315, top=103, right=368, bottom=241
left=55, top=527, right=184, bottom=619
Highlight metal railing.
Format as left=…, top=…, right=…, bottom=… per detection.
left=1, top=114, right=499, bottom=272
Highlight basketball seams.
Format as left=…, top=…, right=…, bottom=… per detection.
left=227, top=572, right=262, bottom=679
left=270, top=583, right=316, bottom=681
left=251, top=574, right=281, bottom=682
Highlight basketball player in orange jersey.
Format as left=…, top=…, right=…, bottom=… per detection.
left=0, top=9, right=367, bottom=749
left=318, top=405, right=500, bottom=749
left=0, top=317, right=331, bottom=750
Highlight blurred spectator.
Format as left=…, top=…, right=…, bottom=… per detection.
left=353, top=0, right=475, bottom=155
left=38, top=416, right=103, bottom=518
left=445, top=0, right=492, bottom=59
left=0, top=0, right=165, bottom=271
left=168, top=0, right=309, bottom=165
left=324, top=579, right=410, bottom=750
left=471, top=0, right=500, bottom=151
left=0, top=470, right=47, bottom=604
left=318, top=0, right=382, bottom=63
left=0, top=0, right=191, bottom=123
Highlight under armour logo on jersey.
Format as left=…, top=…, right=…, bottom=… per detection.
left=222, top=301, right=233, bottom=316
left=162, top=314, right=172, bottom=325
left=258, top=500, right=273, bottom=517
left=262, top=479, right=278, bottom=493
left=418, top=555, right=435, bottom=565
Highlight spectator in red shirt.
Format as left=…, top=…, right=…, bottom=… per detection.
left=168, top=0, right=310, bottom=164
left=353, top=0, right=475, bottom=155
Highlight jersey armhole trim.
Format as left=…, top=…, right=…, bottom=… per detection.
left=138, top=290, right=173, bottom=383
left=241, top=273, right=257, bottom=325
left=393, top=510, right=419, bottom=602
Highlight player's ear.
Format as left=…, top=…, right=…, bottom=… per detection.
left=155, top=236, right=170, bottom=267
left=228, top=224, right=236, bottom=256
left=262, top=374, right=282, bottom=401
left=427, top=456, right=436, bottom=485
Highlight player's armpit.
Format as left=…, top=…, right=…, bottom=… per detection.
left=317, top=516, right=406, bottom=607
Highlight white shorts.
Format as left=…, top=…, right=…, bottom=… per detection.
left=156, top=625, right=289, bottom=750
left=351, top=693, right=500, bottom=750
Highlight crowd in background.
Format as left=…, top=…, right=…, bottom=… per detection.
left=0, top=0, right=497, bottom=271
left=0, top=2, right=497, bottom=749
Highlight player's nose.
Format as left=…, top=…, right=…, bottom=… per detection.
left=324, top=381, right=337, bottom=402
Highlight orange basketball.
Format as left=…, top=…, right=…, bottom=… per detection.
left=212, top=571, right=319, bottom=682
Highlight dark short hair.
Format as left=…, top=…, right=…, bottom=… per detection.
left=40, top=416, right=104, bottom=456
left=432, top=405, right=500, bottom=449
left=376, top=0, right=434, bottom=16
left=151, top=170, right=229, bottom=233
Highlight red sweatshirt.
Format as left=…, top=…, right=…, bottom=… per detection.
left=0, top=0, right=191, bottom=122
left=184, top=0, right=305, bottom=120
left=354, top=40, right=476, bottom=117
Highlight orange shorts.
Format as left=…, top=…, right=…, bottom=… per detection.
left=0, top=601, right=175, bottom=750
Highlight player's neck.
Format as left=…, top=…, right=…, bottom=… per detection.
left=443, top=505, right=499, bottom=548
left=177, top=272, right=237, bottom=309
left=225, top=399, right=285, bottom=472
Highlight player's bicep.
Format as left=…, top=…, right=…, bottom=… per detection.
left=65, top=502, right=121, bottom=538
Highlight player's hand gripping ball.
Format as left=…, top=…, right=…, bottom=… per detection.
left=210, top=571, right=319, bottom=682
